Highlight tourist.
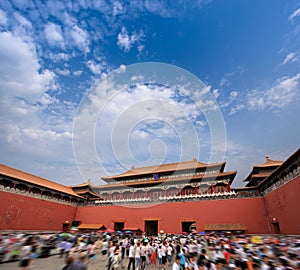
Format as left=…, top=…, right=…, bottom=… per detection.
left=150, top=244, right=157, bottom=267
left=161, top=242, right=167, bottom=270
left=141, top=242, right=147, bottom=270
left=61, top=256, right=75, bottom=270
left=167, top=242, right=173, bottom=265
left=135, top=241, right=142, bottom=270
left=102, top=239, right=109, bottom=258
left=178, top=248, right=186, bottom=270
left=127, top=239, right=135, bottom=270
left=73, top=251, right=88, bottom=270
left=18, top=240, right=32, bottom=270
left=172, top=255, right=181, bottom=270
left=60, top=238, right=68, bottom=258
left=111, top=245, right=121, bottom=270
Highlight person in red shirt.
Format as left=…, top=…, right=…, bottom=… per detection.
left=223, top=248, right=231, bottom=263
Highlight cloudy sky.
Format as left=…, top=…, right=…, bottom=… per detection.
left=0, top=0, right=299, bottom=188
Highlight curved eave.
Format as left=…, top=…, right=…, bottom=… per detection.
left=0, top=164, right=82, bottom=198
left=257, top=148, right=300, bottom=190
left=244, top=172, right=271, bottom=182
left=102, top=161, right=226, bottom=181
left=97, top=171, right=236, bottom=190
left=70, top=182, right=97, bottom=188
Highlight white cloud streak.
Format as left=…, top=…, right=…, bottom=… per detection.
left=282, top=52, right=298, bottom=65
left=289, top=8, right=300, bottom=21
left=247, top=73, right=300, bottom=111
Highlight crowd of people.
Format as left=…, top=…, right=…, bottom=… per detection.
left=0, top=232, right=299, bottom=270
left=99, top=234, right=300, bottom=270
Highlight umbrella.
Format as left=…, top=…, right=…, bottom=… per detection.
left=103, top=228, right=115, bottom=233
left=116, top=231, right=122, bottom=234
left=59, top=232, right=72, bottom=237
left=125, top=230, right=132, bottom=234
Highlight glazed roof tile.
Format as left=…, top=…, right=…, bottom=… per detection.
left=98, top=171, right=236, bottom=189
left=102, top=159, right=225, bottom=180
left=254, top=156, right=283, bottom=168
left=243, top=155, right=283, bottom=184
left=0, top=164, right=82, bottom=198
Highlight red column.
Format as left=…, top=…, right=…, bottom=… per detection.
left=227, top=182, right=231, bottom=192
left=211, top=185, right=214, bottom=193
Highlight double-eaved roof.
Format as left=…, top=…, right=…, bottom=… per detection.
left=102, top=159, right=226, bottom=180
left=243, top=155, right=283, bottom=187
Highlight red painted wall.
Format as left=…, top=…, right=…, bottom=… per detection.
left=263, top=176, right=300, bottom=234
left=1, top=177, right=299, bottom=234
left=0, top=191, right=77, bottom=231
left=76, top=197, right=270, bottom=234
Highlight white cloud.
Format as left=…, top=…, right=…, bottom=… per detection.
left=73, top=70, right=83, bottom=76
left=113, top=1, right=123, bottom=16
left=289, top=8, right=300, bottom=21
left=55, top=68, right=70, bottom=76
left=86, top=60, right=102, bottom=74
left=0, top=9, right=8, bottom=25
left=48, top=52, right=70, bottom=62
left=282, top=52, right=298, bottom=65
left=247, top=73, right=300, bottom=111
left=13, top=12, right=32, bottom=29
left=213, top=89, right=220, bottom=99
left=44, top=22, right=65, bottom=47
left=70, top=24, right=90, bottom=53
left=0, top=31, right=55, bottom=102
left=117, top=27, right=144, bottom=52
left=229, top=104, right=245, bottom=115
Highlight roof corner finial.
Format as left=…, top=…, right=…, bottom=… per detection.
left=265, top=155, right=269, bottom=161
left=193, top=157, right=197, bottom=161
left=87, top=178, right=91, bottom=183
left=131, top=165, right=135, bottom=170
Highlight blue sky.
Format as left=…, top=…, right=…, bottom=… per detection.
left=0, top=0, right=299, bottom=188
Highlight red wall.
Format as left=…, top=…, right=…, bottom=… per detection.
left=76, top=197, right=270, bottom=234
left=1, top=177, right=299, bottom=234
left=263, top=176, right=300, bottom=234
left=0, top=191, right=77, bottom=231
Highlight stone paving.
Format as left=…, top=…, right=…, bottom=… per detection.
left=0, top=252, right=175, bottom=270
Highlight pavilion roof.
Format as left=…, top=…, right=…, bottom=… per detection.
left=254, top=156, right=283, bottom=168
left=0, top=164, right=82, bottom=198
left=71, top=181, right=97, bottom=189
left=257, top=148, right=300, bottom=190
left=102, top=159, right=226, bottom=180
left=97, top=171, right=236, bottom=190
left=243, top=155, right=283, bottom=185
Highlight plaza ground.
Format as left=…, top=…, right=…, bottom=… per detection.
left=0, top=251, right=181, bottom=270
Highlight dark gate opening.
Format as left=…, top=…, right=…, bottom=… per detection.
left=272, top=222, right=281, bottom=234
left=181, top=221, right=196, bottom=233
left=145, top=220, right=158, bottom=236
left=114, top=222, right=124, bottom=232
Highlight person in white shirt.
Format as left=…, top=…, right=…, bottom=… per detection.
left=135, top=242, right=142, bottom=270
left=127, top=240, right=135, bottom=270
left=172, top=255, right=180, bottom=270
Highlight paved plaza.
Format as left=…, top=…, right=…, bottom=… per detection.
left=0, top=252, right=176, bottom=270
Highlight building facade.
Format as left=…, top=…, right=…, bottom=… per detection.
left=0, top=149, right=299, bottom=235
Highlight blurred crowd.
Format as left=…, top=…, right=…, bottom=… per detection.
left=0, top=232, right=299, bottom=270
